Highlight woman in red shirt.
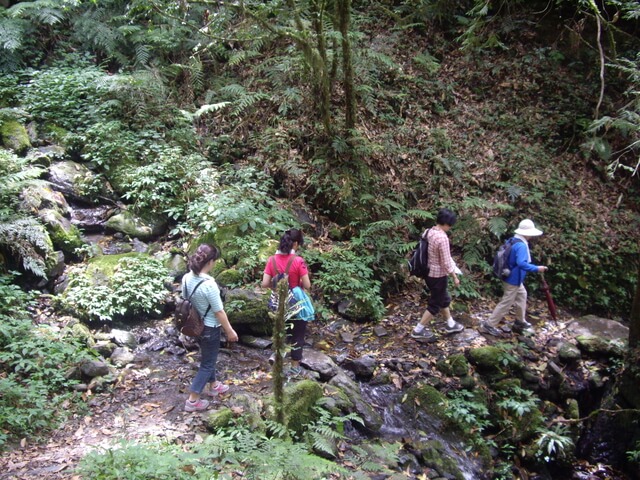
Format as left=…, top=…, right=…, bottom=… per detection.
left=261, top=229, right=311, bottom=372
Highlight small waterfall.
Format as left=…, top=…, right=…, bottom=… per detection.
left=361, top=383, right=486, bottom=480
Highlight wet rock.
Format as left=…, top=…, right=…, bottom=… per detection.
left=300, top=349, right=339, bottom=380
left=575, top=335, right=625, bottom=358
left=373, top=325, right=388, bottom=337
left=343, top=354, right=377, bottom=380
left=71, top=205, right=116, bottom=232
left=340, top=331, right=354, bottom=343
left=328, top=371, right=383, bottom=434
left=240, top=335, right=273, bottom=349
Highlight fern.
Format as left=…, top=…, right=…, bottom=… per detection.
left=8, top=1, right=66, bottom=25
left=0, top=217, right=52, bottom=278
left=488, top=217, right=508, bottom=238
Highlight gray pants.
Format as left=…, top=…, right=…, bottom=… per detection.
left=487, top=282, right=527, bottom=326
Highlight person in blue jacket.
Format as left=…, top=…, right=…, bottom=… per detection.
left=480, top=219, right=548, bottom=336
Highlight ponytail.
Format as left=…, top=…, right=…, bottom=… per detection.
left=278, top=228, right=304, bottom=253
left=189, top=243, right=220, bottom=275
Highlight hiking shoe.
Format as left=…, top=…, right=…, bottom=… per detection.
left=411, top=329, right=437, bottom=342
left=512, top=320, right=533, bottom=333
left=513, top=319, right=533, bottom=332
left=285, top=365, right=305, bottom=377
left=184, top=398, right=210, bottom=412
left=208, top=381, right=229, bottom=396
left=444, top=321, right=464, bottom=334
left=269, top=352, right=287, bottom=365
left=479, top=322, right=502, bottom=337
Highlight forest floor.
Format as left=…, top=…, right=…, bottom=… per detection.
left=0, top=286, right=623, bottom=479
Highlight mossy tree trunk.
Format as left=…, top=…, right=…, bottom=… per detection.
left=630, top=261, right=639, bottom=348
left=336, top=0, right=355, bottom=132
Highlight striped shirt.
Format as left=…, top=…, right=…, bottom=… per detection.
left=426, top=227, right=455, bottom=278
left=181, top=272, right=224, bottom=328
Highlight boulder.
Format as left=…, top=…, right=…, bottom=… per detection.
left=1, top=119, right=30, bottom=153
left=104, top=209, right=167, bottom=240
left=110, top=347, right=135, bottom=367
left=38, top=209, right=85, bottom=256
left=225, top=288, right=271, bottom=335
left=300, top=349, right=339, bottom=380
left=47, top=160, right=115, bottom=204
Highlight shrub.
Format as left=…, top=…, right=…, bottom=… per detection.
left=61, top=255, right=170, bottom=322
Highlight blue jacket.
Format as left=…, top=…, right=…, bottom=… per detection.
left=505, top=239, right=540, bottom=286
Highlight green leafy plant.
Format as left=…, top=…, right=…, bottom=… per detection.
left=305, top=246, right=386, bottom=321
left=0, top=274, right=91, bottom=448
left=61, top=256, right=170, bottom=322
left=534, top=425, right=574, bottom=463
left=445, top=389, right=491, bottom=435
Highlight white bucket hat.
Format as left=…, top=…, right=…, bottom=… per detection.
left=514, top=219, right=543, bottom=236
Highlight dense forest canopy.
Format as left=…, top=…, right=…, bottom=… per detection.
left=0, top=0, right=640, bottom=477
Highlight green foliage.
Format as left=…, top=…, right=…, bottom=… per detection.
left=303, top=401, right=363, bottom=455
left=628, top=439, right=640, bottom=463
left=534, top=425, right=574, bottom=463
left=177, top=166, right=297, bottom=237
left=585, top=52, right=640, bottom=178
left=20, top=65, right=106, bottom=131
left=0, top=274, right=90, bottom=448
left=445, top=389, right=491, bottom=435
left=0, top=217, right=53, bottom=278
left=79, top=424, right=349, bottom=480
left=119, top=146, right=208, bottom=217
left=61, top=256, right=170, bottom=322
left=304, top=246, right=386, bottom=321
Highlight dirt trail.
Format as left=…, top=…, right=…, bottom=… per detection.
left=0, top=296, right=585, bottom=479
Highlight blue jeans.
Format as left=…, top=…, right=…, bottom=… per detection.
left=190, top=325, right=221, bottom=394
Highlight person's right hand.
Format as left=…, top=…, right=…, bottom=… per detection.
left=225, top=328, right=239, bottom=343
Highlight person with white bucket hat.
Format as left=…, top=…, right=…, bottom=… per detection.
left=480, top=219, right=548, bottom=336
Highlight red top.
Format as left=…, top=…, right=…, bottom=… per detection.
left=264, top=254, right=309, bottom=289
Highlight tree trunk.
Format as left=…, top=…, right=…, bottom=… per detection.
left=337, top=0, right=355, bottom=132
left=630, top=260, right=640, bottom=348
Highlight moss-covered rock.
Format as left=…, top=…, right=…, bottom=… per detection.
left=575, top=334, right=626, bottom=358
left=105, top=210, right=167, bottom=240
left=69, top=322, right=95, bottom=347
left=281, top=380, right=324, bottom=437
left=1, top=119, right=31, bottom=153
left=206, top=407, right=235, bottom=432
left=402, top=384, right=447, bottom=421
left=437, top=354, right=470, bottom=377
left=418, top=439, right=466, bottom=480
left=225, top=288, right=271, bottom=335
left=39, top=209, right=85, bottom=257
left=216, top=268, right=243, bottom=287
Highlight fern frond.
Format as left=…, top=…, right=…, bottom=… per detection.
left=0, top=217, right=52, bottom=278
left=0, top=18, right=23, bottom=51
left=193, top=102, right=231, bottom=119
left=488, top=217, right=507, bottom=238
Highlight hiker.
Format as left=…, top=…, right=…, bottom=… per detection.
left=183, top=243, right=238, bottom=412
left=411, top=208, right=463, bottom=341
left=262, top=228, right=311, bottom=374
left=480, top=219, right=548, bottom=336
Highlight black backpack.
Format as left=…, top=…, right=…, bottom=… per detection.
left=408, top=229, right=430, bottom=279
left=175, top=279, right=210, bottom=337
left=492, top=237, right=523, bottom=279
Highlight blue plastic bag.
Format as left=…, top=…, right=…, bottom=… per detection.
left=291, top=287, right=315, bottom=321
